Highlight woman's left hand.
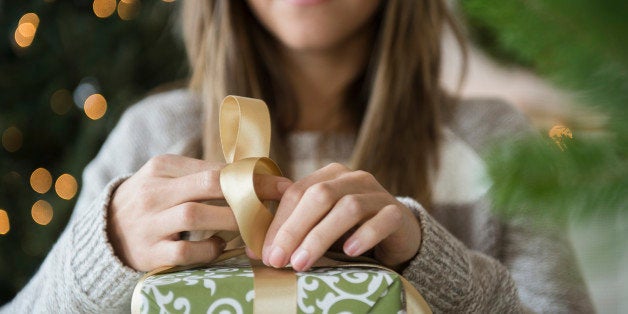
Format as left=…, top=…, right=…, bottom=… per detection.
left=257, top=163, right=422, bottom=271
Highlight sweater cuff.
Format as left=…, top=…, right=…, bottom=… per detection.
left=70, top=174, right=142, bottom=309
left=397, top=197, right=472, bottom=311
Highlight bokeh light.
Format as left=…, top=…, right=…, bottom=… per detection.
left=93, top=0, right=117, bottom=18
left=84, top=94, right=108, bottom=120
left=549, top=124, right=573, bottom=151
left=31, top=200, right=53, bottom=226
left=73, top=77, right=100, bottom=109
left=118, top=0, right=141, bottom=21
left=0, top=210, right=9, bottom=235
left=2, top=126, right=23, bottom=153
left=55, top=174, right=78, bottom=200
left=162, top=0, right=175, bottom=2
left=50, top=89, right=74, bottom=115
left=30, top=168, right=53, bottom=194
left=14, top=13, right=39, bottom=48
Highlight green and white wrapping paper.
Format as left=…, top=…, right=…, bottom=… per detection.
left=137, top=264, right=404, bottom=313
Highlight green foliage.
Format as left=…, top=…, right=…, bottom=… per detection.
left=0, top=1, right=186, bottom=303
left=462, top=0, right=628, bottom=220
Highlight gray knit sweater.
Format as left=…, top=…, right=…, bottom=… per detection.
left=1, top=90, right=593, bottom=313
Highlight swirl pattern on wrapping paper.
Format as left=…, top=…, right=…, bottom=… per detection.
left=140, top=266, right=404, bottom=313
left=296, top=267, right=399, bottom=314
left=140, top=267, right=254, bottom=313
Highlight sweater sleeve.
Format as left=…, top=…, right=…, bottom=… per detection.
left=398, top=197, right=594, bottom=313
left=0, top=90, right=202, bottom=313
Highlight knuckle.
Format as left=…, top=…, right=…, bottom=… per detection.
left=303, top=231, right=325, bottom=250
left=283, top=186, right=304, bottom=204
left=144, top=155, right=170, bottom=174
left=360, top=224, right=378, bottom=240
left=353, top=170, right=375, bottom=182
left=340, top=195, right=362, bottom=216
left=276, top=226, right=299, bottom=246
left=384, top=205, right=404, bottom=226
left=170, top=242, right=191, bottom=265
left=307, top=183, right=334, bottom=204
left=198, top=170, right=217, bottom=191
left=179, top=203, right=198, bottom=226
left=325, top=162, right=348, bottom=172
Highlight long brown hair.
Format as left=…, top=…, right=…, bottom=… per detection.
left=181, top=1, right=465, bottom=207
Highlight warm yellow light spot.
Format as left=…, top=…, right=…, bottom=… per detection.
left=30, top=168, right=53, bottom=194
left=0, top=210, right=9, bottom=235
left=50, top=89, right=74, bottom=115
left=31, top=200, right=53, bottom=226
left=84, top=94, right=107, bottom=120
left=162, top=0, right=175, bottom=2
left=118, top=0, right=141, bottom=20
left=14, top=28, right=34, bottom=47
left=549, top=124, right=573, bottom=151
left=55, top=174, right=78, bottom=200
left=2, top=126, right=23, bottom=153
left=93, top=0, right=117, bottom=18
left=19, top=13, right=40, bottom=27
left=17, top=23, right=37, bottom=38
left=14, top=13, right=39, bottom=48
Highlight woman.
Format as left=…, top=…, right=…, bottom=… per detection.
left=2, top=0, right=593, bottom=312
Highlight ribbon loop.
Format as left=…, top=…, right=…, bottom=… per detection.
left=220, top=96, right=271, bottom=163
left=220, top=157, right=281, bottom=257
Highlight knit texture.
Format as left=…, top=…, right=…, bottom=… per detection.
left=1, top=90, right=594, bottom=313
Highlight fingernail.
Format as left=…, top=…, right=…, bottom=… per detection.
left=268, top=246, right=287, bottom=268
left=277, top=181, right=291, bottom=194
left=344, top=239, right=361, bottom=256
left=291, top=248, right=310, bottom=271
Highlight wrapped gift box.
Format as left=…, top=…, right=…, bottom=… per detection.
left=136, top=262, right=404, bottom=313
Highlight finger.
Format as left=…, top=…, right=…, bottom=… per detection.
left=264, top=169, right=376, bottom=267
left=154, top=202, right=239, bottom=237
left=343, top=204, right=404, bottom=262
left=254, top=174, right=292, bottom=200
left=289, top=194, right=389, bottom=271
left=171, top=171, right=291, bottom=204
left=245, top=246, right=260, bottom=260
left=263, top=163, right=351, bottom=264
left=140, top=154, right=225, bottom=178
left=157, top=237, right=226, bottom=267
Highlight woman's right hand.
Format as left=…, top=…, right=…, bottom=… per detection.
left=107, top=154, right=290, bottom=271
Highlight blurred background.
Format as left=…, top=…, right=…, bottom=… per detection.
left=1, top=0, right=626, bottom=312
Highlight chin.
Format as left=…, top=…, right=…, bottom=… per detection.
left=247, top=0, right=382, bottom=52
left=278, top=30, right=344, bottom=52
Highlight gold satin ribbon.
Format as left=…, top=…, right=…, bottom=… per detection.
left=218, top=96, right=297, bottom=313
left=131, top=95, right=431, bottom=314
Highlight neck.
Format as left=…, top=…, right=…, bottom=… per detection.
left=280, top=31, right=372, bottom=131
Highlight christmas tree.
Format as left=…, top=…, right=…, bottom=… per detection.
left=462, top=1, right=627, bottom=311
left=462, top=0, right=627, bottom=222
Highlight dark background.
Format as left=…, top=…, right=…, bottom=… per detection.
left=1, top=0, right=186, bottom=302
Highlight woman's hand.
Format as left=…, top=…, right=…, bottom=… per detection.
left=108, top=154, right=289, bottom=272
left=260, top=163, right=422, bottom=271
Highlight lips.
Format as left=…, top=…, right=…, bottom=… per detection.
left=282, top=0, right=329, bottom=6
